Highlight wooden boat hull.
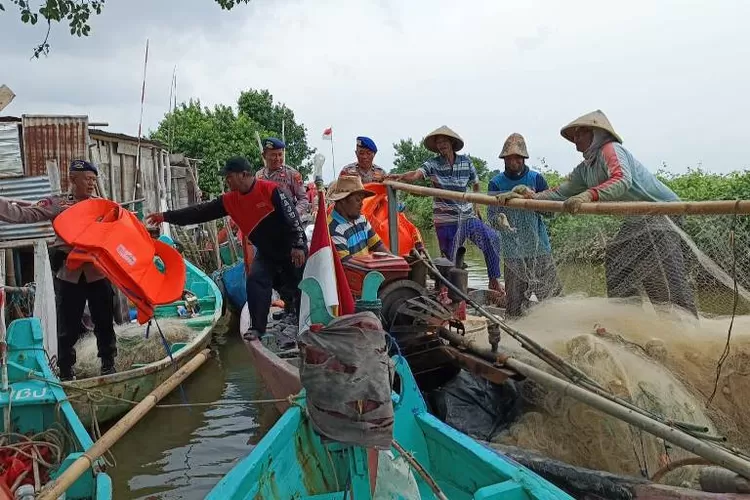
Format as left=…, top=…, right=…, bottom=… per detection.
left=67, top=238, right=223, bottom=426
left=1, top=317, right=112, bottom=499
left=242, top=331, right=747, bottom=500
left=208, top=351, right=570, bottom=499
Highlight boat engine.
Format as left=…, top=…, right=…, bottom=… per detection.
left=342, top=248, right=472, bottom=390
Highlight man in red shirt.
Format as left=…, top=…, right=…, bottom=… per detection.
left=147, top=156, right=307, bottom=338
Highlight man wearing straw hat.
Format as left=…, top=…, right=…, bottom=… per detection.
left=488, top=133, right=561, bottom=317
left=513, top=110, right=697, bottom=316
left=339, top=136, right=386, bottom=183
left=389, top=126, right=503, bottom=292
left=327, top=176, right=390, bottom=261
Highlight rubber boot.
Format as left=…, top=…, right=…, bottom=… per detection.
left=101, top=357, right=116, bottom=376
left=59, top=366, right=75, bottom=382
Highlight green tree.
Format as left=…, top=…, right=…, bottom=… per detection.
left=391, top=138, right=432, bottom=175
left=150, top=90, right=314, bottom=197
left=150, top=99, right=263, bottom=196
left=469, top=155, right=490, bottom=181
left=2, top=0, right=254, bottom=57
left=237, top=89, right=315, bottom=174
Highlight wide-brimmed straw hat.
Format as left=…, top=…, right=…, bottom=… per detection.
left=499, top=133, right=529, bottom=159
left=327, top=175, right=375, bottom=201
left=560, top=109, right=623, bottom=144
left=423, top=125, right=465, bottom=153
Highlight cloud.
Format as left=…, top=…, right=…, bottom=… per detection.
left=2, top=0, right=749, bottom=182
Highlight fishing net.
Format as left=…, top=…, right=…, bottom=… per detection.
left=298, top=312, right=395, bottom=450
left=75, top=318, right=196, bottom=378
left=435, top=202, right=750, bottom=485
left=32, top=240, right=57, bottom=362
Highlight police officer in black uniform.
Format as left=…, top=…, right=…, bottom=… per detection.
left=45, top=160, right=117, bottom=380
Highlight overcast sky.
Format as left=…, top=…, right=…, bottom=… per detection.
left=2, top=0, right=748, bottom=182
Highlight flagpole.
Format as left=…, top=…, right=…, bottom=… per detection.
left=330, top=129, right=336, bottom=179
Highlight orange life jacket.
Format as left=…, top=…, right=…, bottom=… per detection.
left=53, top=199, right=186, bottom=324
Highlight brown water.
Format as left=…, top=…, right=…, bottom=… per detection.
left=107, top=330, right=281, bottom=499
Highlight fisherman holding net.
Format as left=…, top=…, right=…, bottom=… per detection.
left=488, top=133, right=561, bottom=317
left=389, top=126, right=503, bottom=293
left=507, top=110, right=698, bottom=316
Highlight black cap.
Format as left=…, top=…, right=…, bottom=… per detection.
left=221, top=156, right=252, bottom=175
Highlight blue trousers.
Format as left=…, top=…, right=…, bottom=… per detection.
left=435, top=218, right=502, bottom=279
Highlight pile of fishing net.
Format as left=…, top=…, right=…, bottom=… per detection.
left=471, top=296, right=750, bottom=487
left=74, top=318, right=197, bottom=378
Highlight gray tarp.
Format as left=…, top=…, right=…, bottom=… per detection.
left=299, top=312, right=395, bottom=450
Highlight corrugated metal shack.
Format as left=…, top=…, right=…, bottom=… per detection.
left=0, top=114, right=204, bottom=315
left=0, top=115, right=202, bottom=238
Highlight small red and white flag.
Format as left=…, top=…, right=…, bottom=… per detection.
left=322, top=127, right=333, bottom=141
left=298, top=189, right=354, bottom=332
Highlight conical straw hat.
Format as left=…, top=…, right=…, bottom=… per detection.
left=423, top=125, right=465, bottom=153
left=499, top=133, right=529, bottom=159
left=560, top=109, right=622, bottom=144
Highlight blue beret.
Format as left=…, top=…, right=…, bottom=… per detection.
left=69, top=159, right=98, bottom=175
left=262, top=137, right=286, bottom=151
left=356, top=136, right=377, bottom=153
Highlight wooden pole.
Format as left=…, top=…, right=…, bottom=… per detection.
left=38, top=349, right=212, bottom=500
left=384, top=180, right=750, bottom=216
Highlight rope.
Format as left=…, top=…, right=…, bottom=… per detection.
left=650, top=456, right=713, bottom=483
left=707, top=201, right=741, bottom=406
left=26, top=372, right=300, bottom=409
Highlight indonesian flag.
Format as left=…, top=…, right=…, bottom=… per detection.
left=298, top=189, right=354, bottom=332
left=322, top=127, right=333, bottom=141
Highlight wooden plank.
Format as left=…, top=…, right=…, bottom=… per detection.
left=110, top=151, right=123, bottom=203
left=115, top=141, right=139, bottom=157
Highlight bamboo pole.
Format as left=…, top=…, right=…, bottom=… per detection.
left=384, top=180, right=750, bottom=216
left=38, top=349, right=212, bottom=500
left=502, top=357, right=750, bottom=479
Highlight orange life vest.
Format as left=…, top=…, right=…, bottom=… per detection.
left=53, top=199, right=187, bottom=324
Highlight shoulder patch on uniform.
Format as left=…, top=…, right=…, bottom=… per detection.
left=36, top=198, right=51, bottom=207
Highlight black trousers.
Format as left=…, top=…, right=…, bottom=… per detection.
left=503, top=254, right=562, bottom=317
left=55, top=276, right=117, bottom=372
left=605, top=216, right=698, bottom=317
left=245, top=253, right=305, bottom=333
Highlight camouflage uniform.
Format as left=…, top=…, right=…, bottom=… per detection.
left=339, top=163, right=386, bottom=184
left=256, top=165, right=310, bottom=216
left=0, top=196, right=62, bottom=224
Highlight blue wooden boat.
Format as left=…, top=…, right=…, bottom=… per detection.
left=0, top=316, right=112, bottom=499
left=206, top=349, right=571, bottom=499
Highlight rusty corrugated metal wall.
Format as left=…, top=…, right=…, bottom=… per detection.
left=21, top=115, right=88, bottom=192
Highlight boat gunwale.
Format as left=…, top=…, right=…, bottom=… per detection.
left=66, top=257, right=222, bottom=389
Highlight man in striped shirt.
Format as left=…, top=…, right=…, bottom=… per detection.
left=328, top=176, right=389, bottom=261
left=388, top=125, right=503, bottom=292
